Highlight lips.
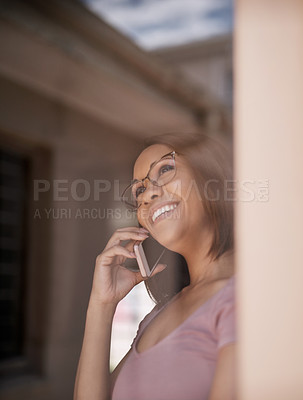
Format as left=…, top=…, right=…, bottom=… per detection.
left=151, top=202, right=179, bottom=223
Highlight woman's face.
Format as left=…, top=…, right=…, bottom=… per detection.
left=133, top=144, right=210, bottom=252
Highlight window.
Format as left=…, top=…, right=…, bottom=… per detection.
left=0, top=148, right=29, bottom=375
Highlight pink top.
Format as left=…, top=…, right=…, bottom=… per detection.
left=112, top=276, right=236, bottom=400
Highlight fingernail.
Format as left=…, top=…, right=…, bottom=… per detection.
left=130, top=252, right=136, bottom=257
left=140, top=227, right=149, bottom=232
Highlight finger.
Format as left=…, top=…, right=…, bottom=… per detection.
left=116, top=226, right=149, bottom=233
left=124, top=240, right=136, bottom=252
left=132, top=263, right=168, bottom=285
left=105, top=230, right=149, bottom=250
left=98, top=245, right=136, bottom=263
left=132, top=270, right=145, bottom=286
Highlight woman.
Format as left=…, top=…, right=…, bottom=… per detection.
left=74, top=133, right=236, bottom=400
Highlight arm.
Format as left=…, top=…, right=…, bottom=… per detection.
left=208, top=343, right=236, bottom=400
left=110, top=348, right=132, bottom=395
left=73, top=227, right=166, bottom=400
left=73, top=227, right=146, bottom=400
left=74, top=300, right=116, bottom=400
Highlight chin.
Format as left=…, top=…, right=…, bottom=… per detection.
left=151, top=221, right=185, bottom=251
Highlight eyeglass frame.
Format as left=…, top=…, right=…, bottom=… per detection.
left=121, top=150, right=178, bottom=210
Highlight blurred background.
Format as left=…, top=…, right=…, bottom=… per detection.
left=2, top=0, right=303, bottom=399
left=0, top=0, right=233, bottom=398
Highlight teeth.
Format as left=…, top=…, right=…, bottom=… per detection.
left=152, top=203, right=178, bottom=222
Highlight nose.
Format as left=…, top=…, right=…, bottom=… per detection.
left=141, top=179, right=163, bottom=205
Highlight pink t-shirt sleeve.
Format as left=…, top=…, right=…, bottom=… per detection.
left=214, top=279, right=237, bottom=349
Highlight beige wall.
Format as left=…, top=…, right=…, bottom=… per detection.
left=235, top=0, right=303, bottom=398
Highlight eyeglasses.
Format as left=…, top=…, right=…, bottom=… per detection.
left=121, top=151, right=177, bottom=210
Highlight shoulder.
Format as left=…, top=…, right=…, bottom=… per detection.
left=211, top=275, right=237, bottom=349
left=212, top=275, right=235, bottom=307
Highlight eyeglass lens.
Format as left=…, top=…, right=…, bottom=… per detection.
left=124, top=155, right=176, bottom=208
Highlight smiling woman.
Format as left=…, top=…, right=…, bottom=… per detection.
left=74, top=132, right=236, bottom=400
left=136, top=133, right=234, bottom=306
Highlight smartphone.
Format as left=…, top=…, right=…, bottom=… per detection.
left=134, top=240, right=165, bottom=278
left=122, top=234, right=166, bottom=277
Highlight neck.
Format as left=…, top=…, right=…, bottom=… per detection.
left=181, top=234, right=234, bottom=287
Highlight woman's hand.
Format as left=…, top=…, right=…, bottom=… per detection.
left=89, top=227, right=165, bottom=306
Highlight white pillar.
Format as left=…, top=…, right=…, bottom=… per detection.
left=235, top=0, right=303, bottom=399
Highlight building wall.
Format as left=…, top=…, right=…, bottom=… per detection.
left=0, top=78, right=142, bottom=399
left=0, top=1, right=228, bottom=399
left=151, top=35, right=233, bottom=109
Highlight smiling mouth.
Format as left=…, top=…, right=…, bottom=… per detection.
left=151, top=202, right=179, bottom=223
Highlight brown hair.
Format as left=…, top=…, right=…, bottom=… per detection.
left=141, top=132, right=234, bottom=306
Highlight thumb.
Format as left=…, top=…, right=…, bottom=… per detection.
left=134, top=263, right=167, bottom=283
left=150, top=263, right=167, bottom=277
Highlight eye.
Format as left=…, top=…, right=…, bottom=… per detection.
left=159, top=164, right=174, bottom=176
left=135, top=185, right=146, bottom=199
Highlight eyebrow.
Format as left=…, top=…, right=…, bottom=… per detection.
left=133, top=151, right=174, bottom=182
left=148, top=158, right=157, bottom=170
left=149, top=151, right=173, bottom=169
left=133, top=160, right=155, bottom=183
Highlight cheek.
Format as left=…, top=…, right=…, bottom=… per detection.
left=165, top=173, right=198, bottom=203
left=137, top=209, right=149, bottom=228
left=163, top=178, right=183, bottom=199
